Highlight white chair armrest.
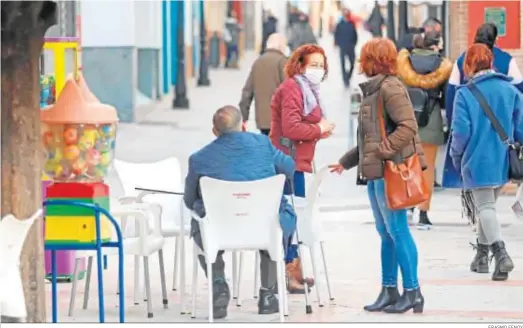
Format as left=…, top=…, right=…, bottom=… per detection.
left=189, top=210, right=205, bottom=222
left=118, top=196, right=140, bottom=205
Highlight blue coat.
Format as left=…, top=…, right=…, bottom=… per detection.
left=449, top=72, right=523, bottom=189
left=442, top=47, right=523, bottom=188
left=184, top=132, right=297, bottom=240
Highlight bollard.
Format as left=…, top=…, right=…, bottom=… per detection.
left=209, top=32, right=221, bottom=68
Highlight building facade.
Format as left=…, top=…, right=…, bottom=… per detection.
left=448, top=1, right=522, bottom=63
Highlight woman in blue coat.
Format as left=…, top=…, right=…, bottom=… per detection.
left=443, top=23, right=523, bottom=188
left=450, top=44, right=523, bottom=281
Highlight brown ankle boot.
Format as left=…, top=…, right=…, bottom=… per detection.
left=285, top=258, right=314, bottom=294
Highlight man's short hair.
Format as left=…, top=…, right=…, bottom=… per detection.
left=213, top=105, right=243, bottom=135
left=474, top=23, right=498, bottom=50
left=423, top=17, right=442, bottom=29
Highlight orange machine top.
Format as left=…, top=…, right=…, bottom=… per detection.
left=41, top=76, right=118, bottom=124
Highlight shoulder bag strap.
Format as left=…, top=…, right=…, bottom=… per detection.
left=467, top=83, right=510, bottom=144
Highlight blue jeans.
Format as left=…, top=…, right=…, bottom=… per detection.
left=283, top=171, right=305, bottom=263
left=367, top=179, right=419, bottom=289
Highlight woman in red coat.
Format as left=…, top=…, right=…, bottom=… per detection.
left=270, top=44, right=335, bottom=293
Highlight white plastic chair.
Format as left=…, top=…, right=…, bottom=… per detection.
left=243, top=167, right=334, bottom=306
left=68, top=201, right=167, bottom=318
left=190, top=175, right=288, bottom=323
left=0, top=210, right=43, bottom=321
left=114, top=157, right=190, bottom=311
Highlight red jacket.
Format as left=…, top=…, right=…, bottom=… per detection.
left=269, top=78, right=322, bottom=173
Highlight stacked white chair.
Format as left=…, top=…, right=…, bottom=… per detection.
left=68, top=200, right=167, bottom=318
left=190, top=175, right=288, bottom=323
left=241, top=166, right=334, bottom=306
left=114, top=157, right=190, bottom=312
left=0, top=210, right=43, bottom=322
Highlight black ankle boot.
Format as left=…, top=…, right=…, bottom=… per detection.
left=490, top=241, right=514, bottom=281
left=470, top=240, right=489, bottom=273
left=418, top=211, right=432, bottom=226
left=363, top=286, right=400, bottom=312
left=258, top=286, right=279, bottom=314
left=383, top=288, right=424, bottom=314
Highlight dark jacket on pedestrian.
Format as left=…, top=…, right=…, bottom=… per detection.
left=261, top=16, right=278, bottom=54
left=183, top=132, right=297, bottom=240
left=338, top=75, right=426, bottom=182
left=397, top=27, right=424, bottom=51
left=239, top=49, right=287, bottom=130
left=288, top=20, right=317, bottom=51
left=270, top=78, right=323, bottom=173
left=365, top=4, right=384, bottom=37
left=334, top=18, right=358, bottom=53
left=397, top=48, right=452, bottom=146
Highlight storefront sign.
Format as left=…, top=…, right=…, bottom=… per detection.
left=484, top=7, right=507, bottom=37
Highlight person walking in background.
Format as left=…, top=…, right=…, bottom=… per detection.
left=223, top=10, right=242, bottom=68
left=330, top=38, right=425, bottom=314
left=239, top=33, right=288, bottom=136
left=288, top=13, right=317, bottom=52
left=270, top=44, right=335, bottom=293
left=450, top=44, right=523, bottom=281
left=396, top=31, right=452, bottom=227
left=260, top=10, right=278, bottom=55
left=364, top=1, right=384, bottom=37
left=334, top=7, right=358, bottom=88
left=184, top=105, right=298, bottom=318
left=397, top=17, right=442, bottom=52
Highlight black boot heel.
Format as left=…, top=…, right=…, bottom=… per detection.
left=413, top=302, right=424, bottom=314
left=490, top=241, right=514, bottom=281
left=383, top=288, right=424, bottom=314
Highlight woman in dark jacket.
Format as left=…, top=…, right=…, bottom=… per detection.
left=330, top=38, right=426, bottom=314
left=396, top=31, right=452, bottom=227
left=270, top=44, right=335, bottom=293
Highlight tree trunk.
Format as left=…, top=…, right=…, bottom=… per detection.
left=1, top=1, right=56, bottom=323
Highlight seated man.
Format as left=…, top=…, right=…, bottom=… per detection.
left=183, top=105, right=296, bottom=319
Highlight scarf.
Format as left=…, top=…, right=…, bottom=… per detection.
left=294, top=75, right=325, bottom=117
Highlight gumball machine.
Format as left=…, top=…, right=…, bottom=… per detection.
left=41, top=76, right=118, bottom=280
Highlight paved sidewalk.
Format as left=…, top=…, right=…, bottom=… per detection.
left=46, top=34, right=523, bottom=323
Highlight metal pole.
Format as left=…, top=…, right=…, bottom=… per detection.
left=173, top=0, right=190, bottom=109
left=398, top=0, right=408, bottom=41
left=386, top=1, right=396, bottom=44
left=197, top=0, right=210, bottom=86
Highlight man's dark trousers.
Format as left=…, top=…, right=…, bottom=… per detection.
left=192, top=230, right=278, bottom=289
left=340, top=48, right=356, bottom=87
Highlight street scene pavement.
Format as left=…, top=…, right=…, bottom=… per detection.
left=45, top=35, right=523, bottom=323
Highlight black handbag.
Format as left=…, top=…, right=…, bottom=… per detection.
left=467, top=83, right=523, bottom=181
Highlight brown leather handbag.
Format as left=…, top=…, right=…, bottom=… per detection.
left=377, top=96, right=429, bottom=210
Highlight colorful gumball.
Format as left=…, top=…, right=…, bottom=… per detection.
left=99, top=124, right=114, bottom=137
left=47, top=148, right=63, bottom=162
left=44, top=161, right=58, bottom=175
left=72, top=159, right=88, bottom=176
left=86, top=149, right=101, bottom=166
left=63, top=127, right=78, bottom=145
left=64, top=145, right=80, bottom=160
left=78, top=130, right=97, bottom=151
left=100, top=151, right=112, bottom=167
left=43, top=131, right=55, bottom=147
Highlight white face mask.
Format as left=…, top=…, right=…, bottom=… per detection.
left=304, top=68, right=324, bottom=85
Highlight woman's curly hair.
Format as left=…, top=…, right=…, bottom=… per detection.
left=463, top=43, right=493, bottom=78
left=284, top=44, right=328, bottom=79
left=359, top=38, right=397, bottom=77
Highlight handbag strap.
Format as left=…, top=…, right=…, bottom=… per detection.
left=467, top=83, right=510, bottom=144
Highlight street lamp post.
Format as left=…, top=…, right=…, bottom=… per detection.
left=386, top=1, right=396, bottom=44
left=173, top=0, right=189, bottom=109
left=197, top=0, right=210, bottom=87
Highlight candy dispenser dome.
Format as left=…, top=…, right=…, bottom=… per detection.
left=41, top=78, right=118, bottom=182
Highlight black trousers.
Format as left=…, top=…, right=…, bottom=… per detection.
left=340, top=49, right=356, bottom=87
left=260, top=129, right=270, bottom=136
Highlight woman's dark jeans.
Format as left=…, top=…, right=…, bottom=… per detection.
left=283, top=171, right=305, bottom=263
left=367, top=178, right=420, bottom=289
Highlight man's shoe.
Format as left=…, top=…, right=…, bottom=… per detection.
left=470, top=240, right=489, bottom=273
left=258, top=286, right=279, bottom=315
left=212, top=279, right=230, bottom=319
left=418, top=210, right=433, bottom=226
left=363, top=286, right=400, bottom=312
left=490, top=241, right=514, bottom=281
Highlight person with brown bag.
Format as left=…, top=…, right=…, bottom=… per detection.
left=329, top=38, right=427, bottom=314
